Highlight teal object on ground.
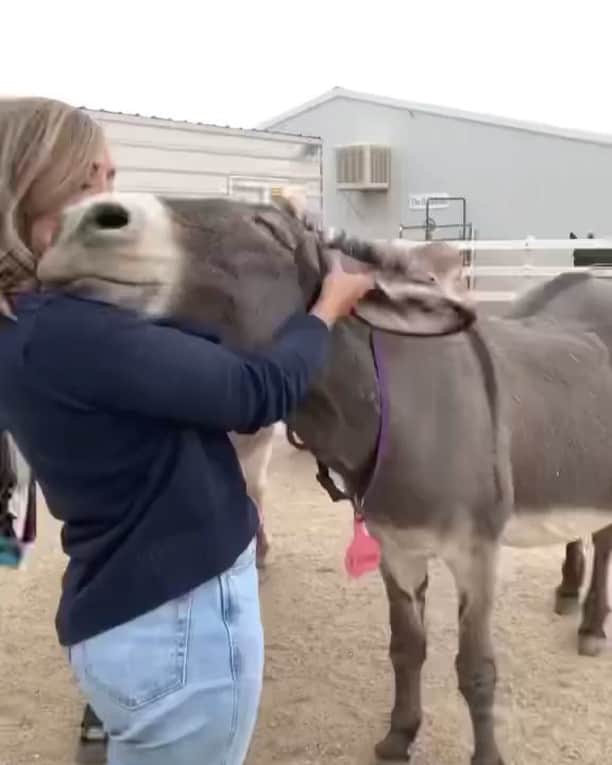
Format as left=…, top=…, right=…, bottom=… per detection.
left=0, top=537, right=21, bottom=567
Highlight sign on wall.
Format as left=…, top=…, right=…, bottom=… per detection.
left=408, top=193, right=450, bottom=211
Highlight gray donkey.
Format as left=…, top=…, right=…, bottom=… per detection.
left=38, top=191, right=612, bottom=765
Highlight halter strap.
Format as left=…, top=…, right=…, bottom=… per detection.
left=314, top=329, right=391, bottom=520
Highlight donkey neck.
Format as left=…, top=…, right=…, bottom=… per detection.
left=52, top=278, right=174, bottom=318
left=286, top=317, right=381, bottom=495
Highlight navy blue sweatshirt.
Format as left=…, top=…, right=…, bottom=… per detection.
left=0, top=292, right=330, bottom=646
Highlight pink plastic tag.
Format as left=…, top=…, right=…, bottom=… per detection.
left=344, top=517, right=381, bottom=578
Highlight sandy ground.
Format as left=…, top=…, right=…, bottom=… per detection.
left=1, top=434, right=611, bottom=765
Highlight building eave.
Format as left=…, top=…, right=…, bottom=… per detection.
left=258, top=87, right=612, bottom=147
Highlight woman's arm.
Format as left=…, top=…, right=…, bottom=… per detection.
left=27, top=268, right=374, bottom=434
left=30, top=302, right=329, bottom=433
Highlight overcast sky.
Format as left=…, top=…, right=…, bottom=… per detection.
left=4, top=0, right=611, bottom=134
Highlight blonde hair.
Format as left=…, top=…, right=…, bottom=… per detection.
left=0, top=97, right=104, bottom=302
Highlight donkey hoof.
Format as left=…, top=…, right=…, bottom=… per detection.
left=471, top=756, right=506, bottom=765
left=578, top=632, right=607, bottom=657
left=554, top=589, right=580, bottom=616
left=374, top=730, right=414, bottom=761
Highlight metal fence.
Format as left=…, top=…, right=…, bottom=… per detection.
left=397, top=237, right=612, bottom=309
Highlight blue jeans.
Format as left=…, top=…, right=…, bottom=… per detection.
left=67, top=539, right=263, bottom=765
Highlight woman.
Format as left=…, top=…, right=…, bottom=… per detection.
left=0, top=97, right=374, bottom=765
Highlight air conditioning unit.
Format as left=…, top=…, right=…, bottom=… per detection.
left=335, top=144, right=391, bottom=191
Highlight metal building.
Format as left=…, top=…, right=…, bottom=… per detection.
left=259, top=87, right=612, bottom=309
left=85, top=108, right=323, bottom=213
left=259, top=87, right=612, bottom=241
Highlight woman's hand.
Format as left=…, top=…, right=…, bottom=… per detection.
left=310, top=261, right=375, bottom=327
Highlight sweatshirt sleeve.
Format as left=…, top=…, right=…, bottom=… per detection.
left=27, top=297, right=330, bottom=434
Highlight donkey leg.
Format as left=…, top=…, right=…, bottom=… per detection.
left=248, top=476, right=271, bottom=569
left=375, top=556, right=428, bottom=762
left=241, top=431, right=274, bottom=570
left=254, top=500, right=271, bottom=570
left=554, top=539, right=586, bottom=615
left=448, top=541, right=504, bottom=765
left=578, top=525, right=612, bottom=657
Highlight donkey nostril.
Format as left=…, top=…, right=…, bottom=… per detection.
left=88, top=203, right=130, bottom=230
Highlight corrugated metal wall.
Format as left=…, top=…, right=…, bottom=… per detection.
left=268, top=96, right=612, bottom=241
left=267, top=96, right=612, bottom=312
left=87, top=110, right=323, bottom=214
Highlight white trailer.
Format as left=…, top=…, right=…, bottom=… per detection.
left=85, top=108, right=323, bottom=214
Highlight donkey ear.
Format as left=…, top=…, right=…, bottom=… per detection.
left=411, top=241, right=469, bottom=302
left=352, top=242, right=475, bottom=336
left=273, top=185, right=308, bottom=219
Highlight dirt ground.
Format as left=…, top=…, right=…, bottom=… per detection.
left=1, top=433, right=611, bottom=765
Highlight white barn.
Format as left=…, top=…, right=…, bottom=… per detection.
left=85, top=108, right=323, bottom=214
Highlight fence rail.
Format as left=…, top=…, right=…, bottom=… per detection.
left=398, top=237, right=612, bottom=251
left=465, top=265, right=612, bottom=277
left=399, top=237, right=612, bottom=307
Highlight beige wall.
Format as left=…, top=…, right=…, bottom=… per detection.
left=87, top=110, right=322, bottom=214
